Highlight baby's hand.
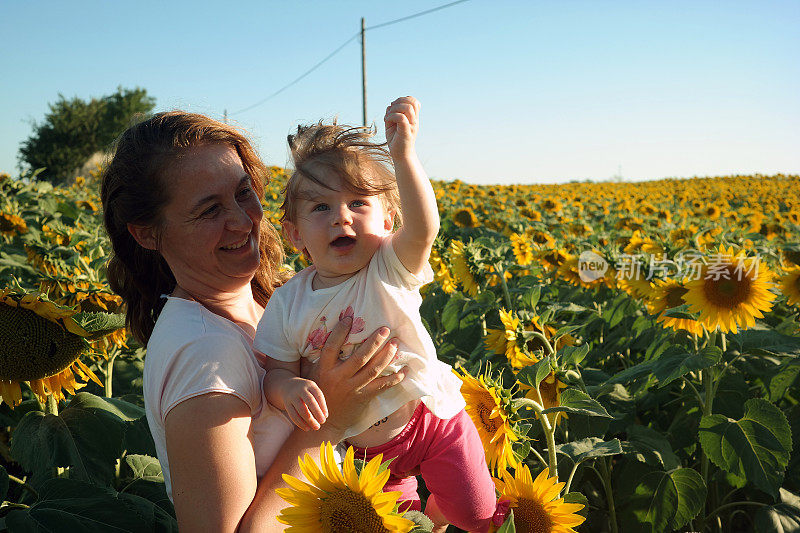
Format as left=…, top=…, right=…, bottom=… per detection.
left=281, top=377, right=328, bottom=431
left=384, top=96, right=420, bottom=159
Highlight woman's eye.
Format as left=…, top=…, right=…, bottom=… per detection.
left=238, top=188, right=253, bottom=199
left=201, top=205, right=220, bottom=217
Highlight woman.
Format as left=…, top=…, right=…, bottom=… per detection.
left=101, top=111, right=405, bottom=531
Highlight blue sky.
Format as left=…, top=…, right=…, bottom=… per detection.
left=1, top=0, right=798, bottom=184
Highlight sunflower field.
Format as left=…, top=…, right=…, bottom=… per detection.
left=1, top=168, right=799, bottom=532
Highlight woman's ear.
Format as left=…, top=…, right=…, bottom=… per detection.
left=127, top=223, right=158, bottom=250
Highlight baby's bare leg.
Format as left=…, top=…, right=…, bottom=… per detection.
left=424, top=494, right=449, bottom=533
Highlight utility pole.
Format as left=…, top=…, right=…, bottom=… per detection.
left=360, top=17, right=367, bottom=127
left=223, top=109, right=228, bottom=124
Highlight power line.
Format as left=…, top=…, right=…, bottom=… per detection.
left=366, top=0, right=470, bottom=31
left=230, top=33, right=359, bottom=115
left=230, top=0, right=470, bottom=116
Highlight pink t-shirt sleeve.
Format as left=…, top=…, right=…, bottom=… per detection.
left=157, top=333, right=261, bottom=423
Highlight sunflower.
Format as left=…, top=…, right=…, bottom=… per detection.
left=449, top=240, right=481, bottom=297
left=429, top=248, right=457, bottom=294
left=485, top=309, right=530, bottom=369
left=510, top=233, right=535, bottom=266
left=530, top=231, right=555, bottom=249
left=778, top=268, right=800, bottom=307
left=645, top=278, right=704, bottom=336
left=616, top=270, right=655, bottom=301
left=0, top=213, right=27, bottom=236
left=0, top=290, right=102, bottom=406
left=541, top=199, right=562, bottom=213
left=455, top=366, right=519, bottom=472
left=537, top=249, right=571, bottom=273
left=276, top=442, right=414, bottom=532
left=452, top=207, right=479, bottom=228
left=518, top=372, right=567, bottom=427
left=683, top=245, right=777, bottom=334
left=493, top=465, right=585, bottom=533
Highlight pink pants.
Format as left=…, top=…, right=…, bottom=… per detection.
left=347, top=402, right=496, bottom=532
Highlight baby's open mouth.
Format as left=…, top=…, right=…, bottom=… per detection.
left=330, top=236, right=356, bottom=248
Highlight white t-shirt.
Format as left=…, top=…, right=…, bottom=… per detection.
left=143, top=297, right=293, bottom=502
left=254, top=238, right=465, bottom=438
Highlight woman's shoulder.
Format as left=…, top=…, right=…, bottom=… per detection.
left=147, top=297, right=252, bottom=363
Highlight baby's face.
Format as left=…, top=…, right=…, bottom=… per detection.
left=283, top=171, right=394, bottom=287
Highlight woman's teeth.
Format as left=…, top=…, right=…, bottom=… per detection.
left=221, top=235, right=249, bottom=250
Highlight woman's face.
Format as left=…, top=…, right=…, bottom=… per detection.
left=156, top=143, right=263, bottom=295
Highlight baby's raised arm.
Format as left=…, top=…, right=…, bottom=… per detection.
left=385, top=96, right=439, bottom=275
left=261, top=355, right=328, bottom=431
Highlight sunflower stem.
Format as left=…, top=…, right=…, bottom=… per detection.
left=8, top=474, right=38, bottom=499
left=45, top=394, right=58, bottom=416
left=527, top=331, right=555, bottom=357
left=104, top=349, right=118, bottom=398
left=699, top=363, right=717, bottom=532
left=496, top=263, right=513, bottom=309
left=598, top=457, right=618, bottom=533
left=515, top=398, right=558, bottom=476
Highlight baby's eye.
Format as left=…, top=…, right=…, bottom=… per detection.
left=350, top=199, right=367, bottom=208
left=312, top=203, right=329, bottom=212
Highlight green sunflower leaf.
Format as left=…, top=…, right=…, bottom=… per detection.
left=72, top=311, right=126, bottom=338
left=4, top=477, right=177, bottom=532
left=652, top=345, right=722, bottom=387
left=626, top=467, right=706, bottom=532
left=754, top=488, right=800, bottom=533
left=556, top=437, right=623, bottom=464
left=541, top=389, right=612, bottom=418
left=699, top=398, right=792, bottom=498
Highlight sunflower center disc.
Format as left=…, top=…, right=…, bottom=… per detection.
left=320, top=488, right=387, bottom=533
left=666, top=286, right=689, bottom=308
left=703, top=265, right=752, bottom=307
left=515, top=497, right=554, bottom=533
left=477, top=399, right=499, bottom=434
left=0, top=305, right=84, bottom=381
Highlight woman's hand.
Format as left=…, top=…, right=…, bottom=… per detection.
left=302, top=317, right=405, bottom=438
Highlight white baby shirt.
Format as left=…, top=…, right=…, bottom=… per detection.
left=144, top=297, right=294, bottom=501
left=254, top=237, right=465, bottom=438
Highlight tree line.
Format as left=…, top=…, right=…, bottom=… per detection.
left=18, top=87, right=155, bottom=185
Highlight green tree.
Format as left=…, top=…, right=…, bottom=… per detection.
left=19, top=87, right=155, bottom=184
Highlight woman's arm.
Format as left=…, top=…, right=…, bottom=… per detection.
left=165, top=318, right=404, bottom=532
left=239, top=318, right=405, bottom=531
left=165, top=393, right=259, bottom=532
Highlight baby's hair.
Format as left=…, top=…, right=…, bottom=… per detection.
left=281, top=120, right=402, bottom=226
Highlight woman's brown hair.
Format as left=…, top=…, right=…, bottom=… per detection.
left=101, top=111, right=287, bottom=345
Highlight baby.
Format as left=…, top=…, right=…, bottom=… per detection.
left=254, top=97, right=495, bottom=531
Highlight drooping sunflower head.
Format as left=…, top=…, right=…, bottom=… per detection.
left=494, top=465, right=585, bottom=533
left=645, top=278, right=688, bottom=316
left=455, top=366, right=520, bottom=473
left=276, top=442, right=414, bottom=532
left=510, top=233, right=535, bottom=266
left=452, top=207, right=480, bottom=228
left=683, top=245, right=777, bottom=334
left=778, top=268, right=800, bottom=307
left=448, top=239, right=481, bottom=297
left=0, top=289, right=102, bottom=406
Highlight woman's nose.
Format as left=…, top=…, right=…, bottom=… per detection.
left=226, top=204, right=253, bottom=231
